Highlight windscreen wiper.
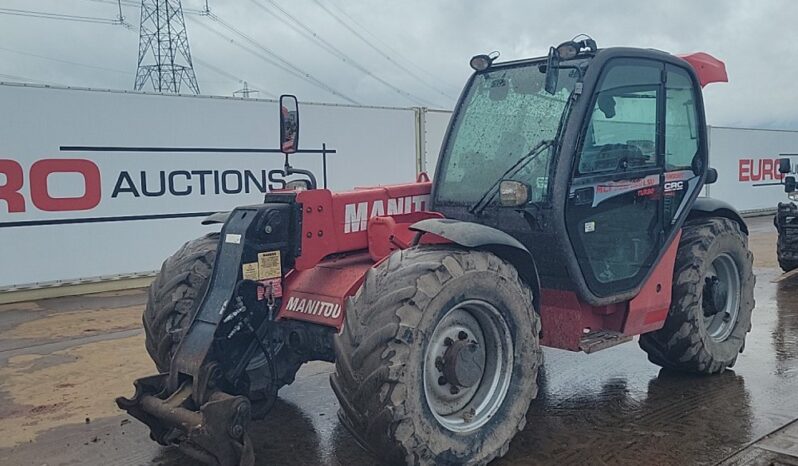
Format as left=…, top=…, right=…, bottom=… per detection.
left=468, top=139, right=554, bottom=215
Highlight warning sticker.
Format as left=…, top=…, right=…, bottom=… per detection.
left=242, top=262, right=259, bottom=281
left=257, top=251, right=282, bottom=279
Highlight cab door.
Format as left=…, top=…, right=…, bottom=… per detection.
left=565, top=58, right=665, bottom=297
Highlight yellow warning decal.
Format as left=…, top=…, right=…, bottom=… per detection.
left=242, top=262, right=259, bottom=281
left=257, top=251, right=282, bottom=279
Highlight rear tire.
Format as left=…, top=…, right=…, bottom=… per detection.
left=777, top=232, right=798, bottom=272
left=331, top=247, right=542, bottom=465
left=639, top=218, right=755, bottom=374
left=142, top=233, right=299, bottom=416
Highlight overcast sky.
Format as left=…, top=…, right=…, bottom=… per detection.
left=1, top=0, right=796, bottom=129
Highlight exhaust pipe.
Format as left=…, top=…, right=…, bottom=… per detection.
left=116, top=374, right=254, bottom=466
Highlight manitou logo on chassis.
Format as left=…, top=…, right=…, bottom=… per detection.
left=285, top=296, right=342, bottom=319
left=344, top=195, right=431, bottom=233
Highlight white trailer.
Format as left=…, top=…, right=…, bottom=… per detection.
left=0, top=82, right=795, bottom=296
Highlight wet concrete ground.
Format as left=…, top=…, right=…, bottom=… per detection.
left=0, top=215, right=796, bottom=465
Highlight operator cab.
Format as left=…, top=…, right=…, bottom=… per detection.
left=431, top=37, right=718, bottom=305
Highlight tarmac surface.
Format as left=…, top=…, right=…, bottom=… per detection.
left=0, top=215, right=796, bottom=465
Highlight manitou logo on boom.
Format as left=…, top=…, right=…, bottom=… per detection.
left=344, top=195, right=431, bottom=233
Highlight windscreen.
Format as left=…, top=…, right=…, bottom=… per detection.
left=435, top=62, right=580, bottom=205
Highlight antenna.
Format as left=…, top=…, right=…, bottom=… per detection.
left=134, top=0, right=200, bottom=94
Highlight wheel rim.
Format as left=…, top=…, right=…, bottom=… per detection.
left=702, top=253, right=741, bottom=342
left=422, top=299, right=513, bottom=433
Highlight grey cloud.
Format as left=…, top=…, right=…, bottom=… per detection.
left=0, top=0, right=795, bottom=128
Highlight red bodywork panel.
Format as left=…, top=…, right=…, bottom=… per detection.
left=275, top=178, right=439, bottom=327
left=276, top=252, right=374, bottom=328
left=679, top=52, right=728, bottom=87
left=538, top=231, right=680, bottom=350
left=273, top=171, right=681, bottom=350
left=292, top=180, right=434, bottom=271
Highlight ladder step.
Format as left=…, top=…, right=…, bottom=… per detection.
left=578, top=330, right=633, bottom=354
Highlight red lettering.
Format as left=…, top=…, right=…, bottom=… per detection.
left=751, top=158, right=763, bottom=181
left=739, top=159, right=750, bottom=182
left=30, top=159, right=101, bottom=212
left=0, top=159, right=25, bottom=213
left=762, top=159, right=774, bottom=180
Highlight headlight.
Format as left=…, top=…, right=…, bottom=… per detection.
left=788, top=192, right=798, bottom=201
left=469, top=54, right=492, bottom=71
left=556, top=41, right=579, bottom=60
left=286, top=179, right=309, bottom=191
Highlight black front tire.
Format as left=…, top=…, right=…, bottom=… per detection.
left=331, top=247, right=542, bottom=465
left=143, top=233, right=219, bottom=371
left=142, top=233, right=299, bottom=416
left=639, top=218, right=755, bottom=374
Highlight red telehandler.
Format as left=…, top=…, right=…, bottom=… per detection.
left=117, top=37, right=755, bottom=465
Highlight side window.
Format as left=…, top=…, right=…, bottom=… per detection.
left=578, top=62, right=661, bottom=175
left=663, top=65, right=701, bottom=227
left=665, top=66, right=699, bottom=170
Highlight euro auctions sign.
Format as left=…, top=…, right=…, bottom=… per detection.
left=0, top=155, right=279, bottom=225
left=707, top=126, right=798, bottom=213
left=0, top=82, right=420, bottom=288
left=0, top=159, right=101, bottom=214
left=737, top=158, right=785, bottom=182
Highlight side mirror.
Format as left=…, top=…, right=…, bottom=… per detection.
left=544, top=46, right=559, bottom=95
left=785, top=176, right=796, bottom=193
left=779, top=158, right=792, bottom=174
left=279, top=94, right=299, bottom=154
left=705, top=167, right=718, bottom=184
left=499, top=180, right=529, bottom=207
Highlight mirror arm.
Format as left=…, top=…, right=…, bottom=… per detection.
left=285, top=165, right=317, bottom=190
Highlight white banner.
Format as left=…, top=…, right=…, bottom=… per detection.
left=0, top=83, right=419, bottom=288
left=421, top=109, right=452, bottom=176
left=707, top=126, right=798, bottom=212
left=1, top=83, right=794, bottom=290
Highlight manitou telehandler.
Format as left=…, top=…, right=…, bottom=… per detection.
left=117, top=37, right=755, bottom=465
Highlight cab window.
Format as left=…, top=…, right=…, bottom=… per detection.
left=665, top=66, right=699, bottom=170
left=577, top=61, right=661, bottom=175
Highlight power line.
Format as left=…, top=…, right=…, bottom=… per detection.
left=0, top=6, right=120, bottom=25
left=0, top=46, right=131, bottom=75
left=192, top=56, right=276, bottom=98
left=0, top=72, right=65, bottom=86
left=252, top=0, right=435, bottom=107
left=314, top=0, right=459, bottom=101
left=101, top=6, right=275, bottom=99
left=83, top=0, right=206, bottom=16
left=7, top=1, right=355, bottom=103
left=109, top=10, right=275, bottom=98
left=191, top=12, right=360, bottom=104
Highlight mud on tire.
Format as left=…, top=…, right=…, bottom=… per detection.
left=639, top=218, right=755, bottom=374
left=330, top=247, right=542, bottom=465
left=143, top=233, right=219, bottom=372
left=142, top=233, right=297, bottom=416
